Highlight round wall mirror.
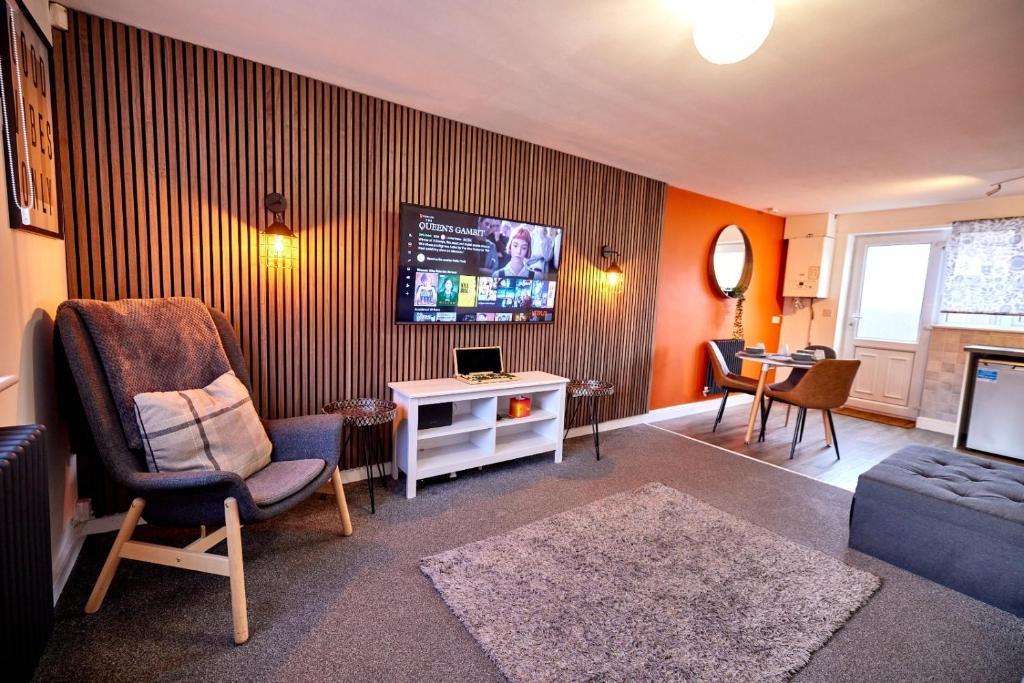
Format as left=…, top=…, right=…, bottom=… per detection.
left=709, top=224, right=752, bottom=298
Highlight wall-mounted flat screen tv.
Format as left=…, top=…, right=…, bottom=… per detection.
left=396, top=204, right=563, bottom=324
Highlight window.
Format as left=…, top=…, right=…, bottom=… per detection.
left=939, top=217, right=1024, bottom=325
left=857, top=242, right=932, bottom=342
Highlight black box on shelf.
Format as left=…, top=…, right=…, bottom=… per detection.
left=419, top=402, right=453, bottom=429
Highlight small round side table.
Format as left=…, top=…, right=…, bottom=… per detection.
left=564, top=380, right=615, bottom=460
left=323, top=398, right=397, bottom=514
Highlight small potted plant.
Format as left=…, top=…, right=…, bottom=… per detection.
left=731, top=285, right=746, bottom=341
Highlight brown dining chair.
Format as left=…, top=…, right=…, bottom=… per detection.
left=706, top=341, right=765, bottom=432
left=759, top=345, right=837, bottom=438
left=761, top=359, right=861, bottom=459
left=772, top=345, right=837, bottom=391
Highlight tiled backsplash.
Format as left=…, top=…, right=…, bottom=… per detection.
left=920, top=327, right=1024, bottom=423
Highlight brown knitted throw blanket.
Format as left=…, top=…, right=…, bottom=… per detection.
left=61, top=298, right=232, bottom=450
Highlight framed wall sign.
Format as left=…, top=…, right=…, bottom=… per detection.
left=0, top=0, right=60, bottom=238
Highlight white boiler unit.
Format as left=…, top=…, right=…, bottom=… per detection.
left=783, top=213, right=835, bottom=299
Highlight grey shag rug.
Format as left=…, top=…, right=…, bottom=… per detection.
left=421, top=482, right=880, bottom=682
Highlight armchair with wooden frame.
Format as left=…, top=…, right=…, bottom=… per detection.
left=56, top=302, right=353, bottom=645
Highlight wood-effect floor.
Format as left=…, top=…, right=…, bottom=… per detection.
left=649, top=398, right=1007, bottom=491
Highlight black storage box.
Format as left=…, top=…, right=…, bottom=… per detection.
left=419, top=402, right=453, bottom=429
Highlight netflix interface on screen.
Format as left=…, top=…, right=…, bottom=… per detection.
left=396, top=204, right=564, bottom=324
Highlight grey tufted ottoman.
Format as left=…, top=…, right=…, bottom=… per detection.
left=849, top=444, right=1024, bottom=617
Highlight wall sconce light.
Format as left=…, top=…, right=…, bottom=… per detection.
left=259, top=192, right=297, bottom=269
left=601, top=245, right=623, bottom=290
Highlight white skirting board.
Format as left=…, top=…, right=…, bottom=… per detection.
left=565, top=393, right=753, bottom=439
left=914, top=416, right=957, bottom=436
left=51, top=526, right=85, bottom=605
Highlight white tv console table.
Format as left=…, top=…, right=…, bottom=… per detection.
left=388, top=371, right=568, bottom=498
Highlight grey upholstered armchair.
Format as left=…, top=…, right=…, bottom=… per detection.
left=56, top=298, right=352, bottom=645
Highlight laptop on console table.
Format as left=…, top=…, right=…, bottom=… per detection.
left=453, top=346, right=517, bottom=384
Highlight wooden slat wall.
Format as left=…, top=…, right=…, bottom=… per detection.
left=53, top=12, right=666, bottom=475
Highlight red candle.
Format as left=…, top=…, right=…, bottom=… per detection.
left=509, top=395, right=531, bottom=418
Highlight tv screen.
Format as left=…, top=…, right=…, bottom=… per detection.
left=396, top=204, right=563, bottom=324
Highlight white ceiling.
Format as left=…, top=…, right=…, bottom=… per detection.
left=64, top=0, right=1024, bottom=215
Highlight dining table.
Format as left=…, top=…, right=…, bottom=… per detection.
left=735, top=351, right=820, bottom=445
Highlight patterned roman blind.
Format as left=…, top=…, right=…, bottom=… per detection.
left=940, top=216, right=1024, bottom=315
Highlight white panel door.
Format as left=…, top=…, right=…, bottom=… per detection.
left=841, top=229, right=947, bottom=418
left=849, top=349, right=880, bottom=400
left=850, top=346, right=915, bottom=406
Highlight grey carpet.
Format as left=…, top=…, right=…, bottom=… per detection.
left=421, top=482, right=880, bottom=682
left=34, top=424, right=1024, bottom=682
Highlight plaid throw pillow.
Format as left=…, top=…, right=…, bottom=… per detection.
left=133, top=371, right=272, bottom=478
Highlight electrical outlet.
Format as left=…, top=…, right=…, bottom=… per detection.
left=73, top=499, right=95, bottom=525
left=771, top=315, right=781, bottom=324
left=822, top=308, right=833, bottom=318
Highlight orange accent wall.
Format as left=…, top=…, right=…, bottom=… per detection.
left=649, top=187, right=785, bottom=409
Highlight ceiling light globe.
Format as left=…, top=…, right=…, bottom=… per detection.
left=693, top=0, right=774, bottom=65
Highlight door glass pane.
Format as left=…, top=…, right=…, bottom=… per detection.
left=856, top=243, right=931, bottom=342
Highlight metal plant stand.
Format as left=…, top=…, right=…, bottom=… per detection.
left=563, top=379, right=615, bottom=460
left=323, top=398, right=397, bottom=513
